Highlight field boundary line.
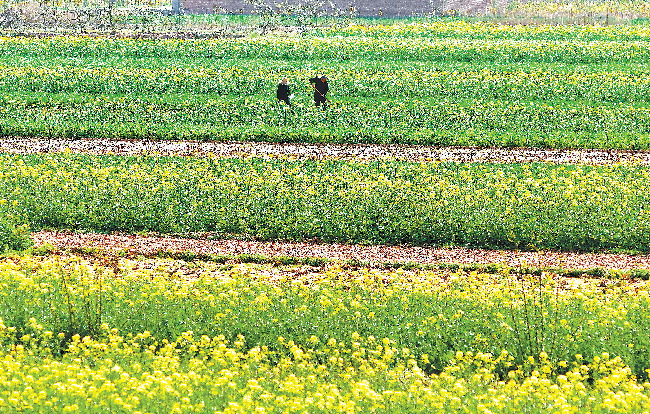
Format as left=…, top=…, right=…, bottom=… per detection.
left=33, top=230, right=650, bottom=272
left=3, top=137, right=650, bottom=164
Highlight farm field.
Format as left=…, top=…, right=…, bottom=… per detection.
left=3, top=14, right=650, bottom=414
left=2, top=21, right=650, bottom=147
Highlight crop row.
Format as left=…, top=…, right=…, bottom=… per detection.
left=4, top=64, right=650, bottom=103
left=2, top=153, right=650, bottom=252
left=316, top=20, right=650, bottom=41
left=3, top=30, right=650, bottom=148
left=0, top=255, right=648, bottom=412
left=2, top=35, right=650, bottom=64
left=2, top=95, right=650, bottom=148
left=512, top=0, right=650, bottom=22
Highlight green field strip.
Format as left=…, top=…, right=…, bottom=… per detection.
left=1, top=93, right=649, bottom=148
left=2, top=153, right=650, bottom=253
left=3, top=27, right=650, bottom=147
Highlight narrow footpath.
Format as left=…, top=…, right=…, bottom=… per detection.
left=33, top=231, right=650, bottom=271
left=3, top=137, right=650, bottom=164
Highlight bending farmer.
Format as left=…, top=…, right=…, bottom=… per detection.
left=309, top=75, right=329, bottom=107
left=277, top=77, right=293, bottom=107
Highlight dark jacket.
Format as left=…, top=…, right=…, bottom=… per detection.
left=309, top=77, right=329, bottom=96
left=277, top=83, right=291, bottom=101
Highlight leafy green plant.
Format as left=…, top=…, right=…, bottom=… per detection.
left=0, top=217, right=32, bottom=253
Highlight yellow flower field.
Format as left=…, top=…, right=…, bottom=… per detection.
left=0, top=255, right=649, bottom=412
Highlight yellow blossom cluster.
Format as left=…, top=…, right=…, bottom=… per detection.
left=1, top=327, right=649, bottom=413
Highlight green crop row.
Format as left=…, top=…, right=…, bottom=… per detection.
left=3, top=94, right=650, bottom=148
left=2, top=153, right=650, bottom=252
left=4, top=64, right=650, bottom=103
left=0, top=95, right=650, bottom=149
left=3, top=29, right=650, bottom=148
left=3, top=35, right=650, bottom=64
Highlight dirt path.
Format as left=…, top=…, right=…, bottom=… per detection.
left=3, top=137, right=650, bottom=164
left=33, top=231, right=650, bottom=271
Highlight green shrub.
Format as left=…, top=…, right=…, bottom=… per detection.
left=0, top=218, right=33, bottom=253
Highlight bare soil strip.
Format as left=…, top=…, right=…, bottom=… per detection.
left=3, top=137, right=650, bottom=164
left=33, top=231, right=650, bottom=271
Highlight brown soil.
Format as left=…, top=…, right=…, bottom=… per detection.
left=3, top=137, right=650, bottom=165
left=33, top=231, right=650, bottom=271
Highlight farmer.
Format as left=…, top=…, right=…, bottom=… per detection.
left=277, top=77, right=293, bottom=107
left=309, top=75, right=329, bottom=108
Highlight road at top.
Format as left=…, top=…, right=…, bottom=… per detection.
left=3, top=137, right=650, bottom=164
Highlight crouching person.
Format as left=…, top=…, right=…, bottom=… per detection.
left=277, top=77, right=293, bottom=107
